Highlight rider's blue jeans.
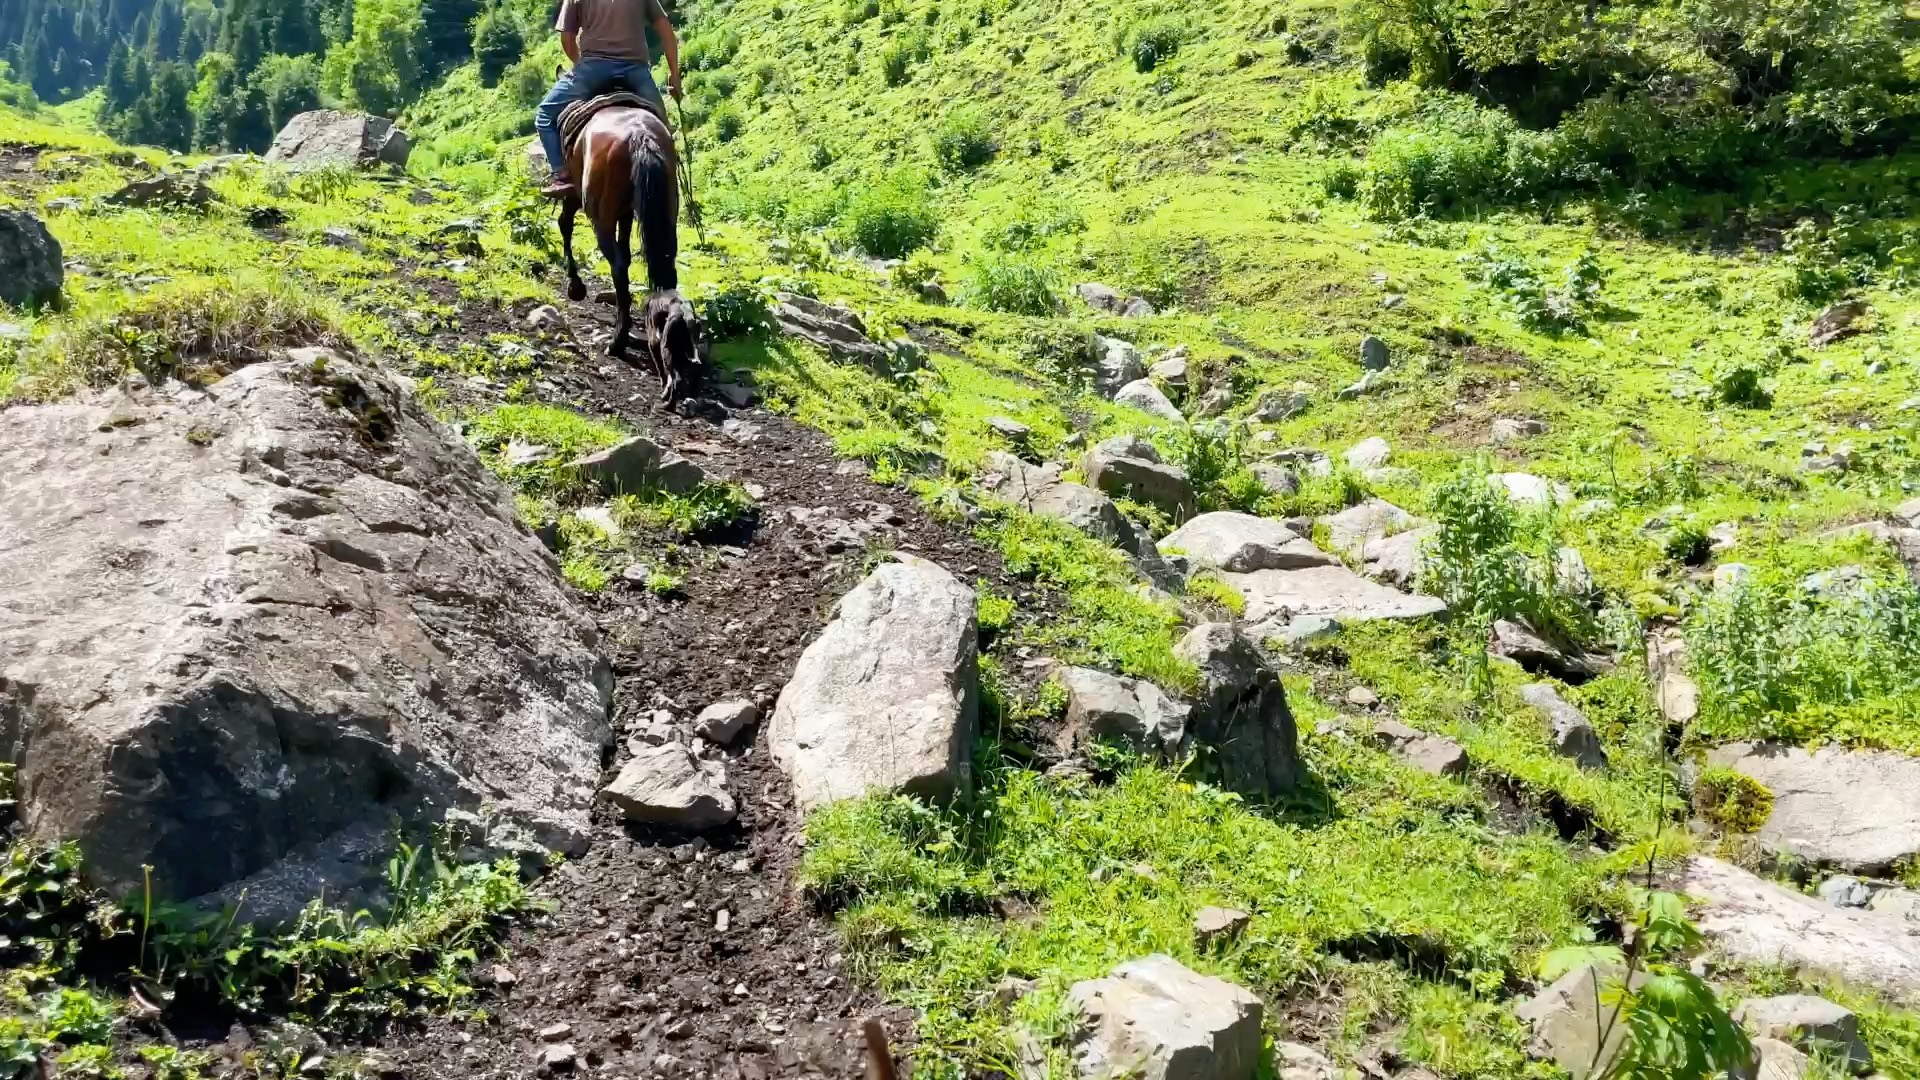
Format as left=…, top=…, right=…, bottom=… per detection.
left=535, top=58, right=665, bottom=176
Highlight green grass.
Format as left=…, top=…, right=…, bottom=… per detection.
left=801, top=741, right=1616, bottom=1077
left=464, top=403, right=629, bottom=497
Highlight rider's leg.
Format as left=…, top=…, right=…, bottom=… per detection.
left=610, top=62, right=668, bottom=123
left=534, top=67, right=584, bottom=193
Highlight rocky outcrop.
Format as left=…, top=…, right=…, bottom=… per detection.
left=1733, top=996, right=1870, bottom=1075
left=769, top=555, right=978, bottom=811
left=1682, top=856, right=1920, bottom=1005
left=266, top=110, right=412, bottom=170
left=1493, top=472, right=1573, bottom=508
left=1086, top=436, right=1196, bottom=523
left=1345, top=437, right=1391, bottom=471
left=1050, top=666, right=1188, bottom=759
left=1490, top=619, right=1611, bottom=683
left=984, top=452, right=1142, bottom=555
left=1517, top=684, right=1607, bottom=770
left=0, top=352, right=613, bottom=914
left=0, top=210, right=63, bottom=307
left=1158, top=512, right=1337, bottom=574
left=1704, top=743, right=1920, bottom=874
left=1067, top=955, right=1263, bottom=1080
left=600, top=744, right=736, bottom=830
left=1177, top=624, right=1301, bottom=798
left=1228, top=565, right=1448, bottom=637
left=693, top=700, right=758, bottom=745
left=770, top=293, right=895, bottom=372
left=1361, top=526, right=1436, bottom=588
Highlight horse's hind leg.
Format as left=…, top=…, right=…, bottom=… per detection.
left=596, top=218, right=632, bottom=358
left=560, top=197, right=587, bottom=302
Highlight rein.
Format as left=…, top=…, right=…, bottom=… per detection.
left=672, top=94, right=707, bottom=247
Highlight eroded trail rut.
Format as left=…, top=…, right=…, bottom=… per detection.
left=376, top=294, right=1037, bottom=1080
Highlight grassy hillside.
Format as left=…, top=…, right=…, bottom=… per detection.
left=4, top=0, right=1920, bottom=1072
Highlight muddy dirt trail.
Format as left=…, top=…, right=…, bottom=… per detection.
left=369, top=290, right=1045, bottom=1080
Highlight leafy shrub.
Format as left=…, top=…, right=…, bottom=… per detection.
left=1692, top=767, right=1773, bottom=833
left=683, top=29, right=742, bottom=71
left=842, top=172, right=940, bottom=258
left=696, top=280, right=772, bottom=339
left=961, top=253, right=1062, bottom=315
left=1686, top=568, right=1920, bottom=751
left=983, top=201, right=1087, bottom=252
left=1467, top=245, right=1606, bottom=333
left=471, top=7, right=525, bottom=87
left=1359, top=99, right=1516, bottom=218
left=1781, top=218, right=1872, bottom=303
left=612, top=482, right=757, bottom=539
left=1092, top=229, right=1218, bottom=309
left=709, top=104, right=745, bottom=143
left=1713, top=364, right=1772, bottom=409
left=1128, top=18, right=1186, bottom=73
left=934, top=111, right=997, bottom=172
left=881, top=41, right=913, bottom=86
left=842, top=0, right=881, bottom=25
left=1158, top=421, right=1260, bottom=514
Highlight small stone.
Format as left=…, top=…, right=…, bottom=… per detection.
left=663, top=1018, right=694, bottom=1040
left=1346, top=686, right=1379, bottom=709
left=490, top=964, right=518, bottom=987
left=1149, top=356, right=1189, bottom=388
left=526, top=305, right=564, bottom=332
left=538, top=1023, right=573, bottom=1042
left=539, top=1043, right=577, bottom=1072
left=693, top=700, right=759, bottom=745
left=986, top=415, right=1031, bottom=440
left=1370, top=719, right=1469, bottom=777
left=1252, top=390, right=1310, bottom=423
left=1491, top=418, right=1547, bottom=445
left=1115, top=378, right=1185, bottom=423
left=1192, top=906, right=1251, bottom=945
left=1818, top=876, right=1872, bottom=909
left=1337, top=370, right=1383, bottom=400
left=1278, top=614, right=1342, bottom=647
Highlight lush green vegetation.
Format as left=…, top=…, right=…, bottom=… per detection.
left=5, top=0, right=1920, bottom=1069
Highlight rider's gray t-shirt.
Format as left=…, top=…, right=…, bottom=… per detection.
left=556, top=0, right=668, bottom=65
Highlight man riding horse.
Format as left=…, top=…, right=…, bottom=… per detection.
left=536, top=0, right=685, bottom=199
left=538, top=0, right=702, bottom=403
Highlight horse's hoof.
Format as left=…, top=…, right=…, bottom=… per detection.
left=567, top=280, right=588, bottom=302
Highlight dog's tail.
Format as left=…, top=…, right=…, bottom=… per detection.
left=862, top=1017, right=897, bottom=1080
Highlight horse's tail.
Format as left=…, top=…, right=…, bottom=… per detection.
left=628, top=123, right=678, bottom=292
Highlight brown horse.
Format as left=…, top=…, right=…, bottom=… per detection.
left=559, top=102, right=700, bottom=403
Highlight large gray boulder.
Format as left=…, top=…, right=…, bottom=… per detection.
left=1094, top=336, right=1147, bottom=397
left=1360, top=525, right=1437, bottom=588
left=1177, top=624, right=1301, bottom=798
left=1115, top=378, right=1185, bottom=423
left=769, top=555, right=978, bottom=811
left=0, top=352, right=613, bottom=914
left=1050, top=667, right=1187, bottom=759
left=1683, top=856, right=1920, bottom=1006
left=1227, top=565, right=1447, bottom=637
left=265, top=109, right=412, bottom=170
left=1370, top=720, right=1469, bottom=777
left=1086, top=436, right=1196, bottom=523
left=1159, top=512, right=1337, bottom=574
left=1733, top=995, right=1870, bottom=1074
left=1515, top=964, right=1638, bottom=1079
left=1704, top=743, right=1920, bottom=874
left=1067, top=955, right=1263, bottom=1080
left=1518, top=684, right=1607, bottom=770
left=0, top=210, right=64, bottom=307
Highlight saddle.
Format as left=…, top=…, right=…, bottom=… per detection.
left=558, top=92, right=667, bottom=159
